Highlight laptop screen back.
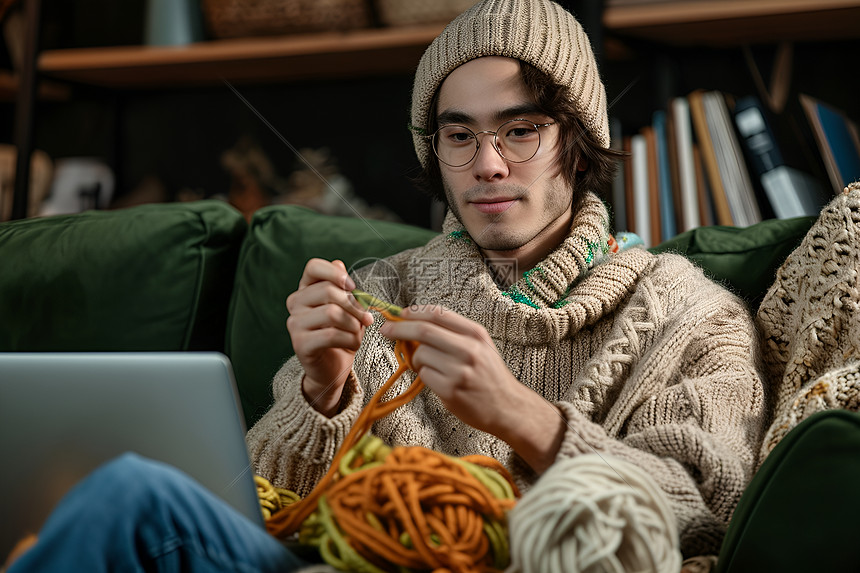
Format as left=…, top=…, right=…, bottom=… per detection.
left=0, top=352, right=265, bottom=558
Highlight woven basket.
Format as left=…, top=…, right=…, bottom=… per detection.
left=201, top=0, right=374, bottom=39
left=374, top=0, right=477, bottom=27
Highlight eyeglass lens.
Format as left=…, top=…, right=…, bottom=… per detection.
left=432, top=120, right=544, bottom=167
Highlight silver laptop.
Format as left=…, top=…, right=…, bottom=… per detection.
left=0, top=352, right=265, bottom=558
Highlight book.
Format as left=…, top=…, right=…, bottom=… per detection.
left=609, top=116, right=628, bottom=232
left=665, top=101, right=683, bottom=226
left=761, top=166, right=829, bottom=219
left=733, top=95, right=827, bottom=218
left=734, top=96, right=785, bottom=176
left=672, top=97, right=702, bottom=231
left=642, top=125, right=662, bottom=246
left=800, top=94, right=860, bottom=195
left=688, top=89, right=734, bottom=226
left=631, top=133, right=650, bottom=246
left=623, top=135, right=636, bottom=233
left=692, top=143, right=716, bottom=227
left=652, top=110, right=677, bottom=241
left=702, top=91, right=761, bottom=227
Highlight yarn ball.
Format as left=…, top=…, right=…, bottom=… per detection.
left=507, top=454, right=682, bottom=573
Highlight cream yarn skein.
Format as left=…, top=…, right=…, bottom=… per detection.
left=507, top=454, right=682, bottom=573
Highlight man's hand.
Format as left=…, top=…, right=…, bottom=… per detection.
left=379, top=305, right=565, bottom=473
left=286, top=259, right=373, bottom=417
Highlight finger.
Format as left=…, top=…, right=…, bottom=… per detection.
left=288, top=281, right=373, bottom=325
left=410, top=362, right=452, bottom=400
left=288, top=302, right=366, bottom=335
left=298, top=258, right=356, bottom=291
left=295, top=327, right=365, bottom=355
left=409, top=343, right=459, bottom=382
left=381, top=319, right=474, bottom=361
left=400, top=304, right=486, bottom=337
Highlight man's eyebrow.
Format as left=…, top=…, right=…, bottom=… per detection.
left=436, top=110, right=474, bottom=126
left=436, top=104, right=547, bottom=127
left=493, top=103, right=546, bottom=122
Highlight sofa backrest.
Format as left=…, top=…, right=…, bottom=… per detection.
left=0, top=199, right=818, bottom=428
left=649, top=215, right=816, bottom=310
left=0, top=200, right=246, bottom=353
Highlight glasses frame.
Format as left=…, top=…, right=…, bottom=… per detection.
left=416, top=119, right=556, bottom=168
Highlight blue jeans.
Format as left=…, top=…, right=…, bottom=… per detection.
left=8, top=453, right=308, bottom=573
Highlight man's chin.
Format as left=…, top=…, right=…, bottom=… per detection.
left=472, top=230, right=526, bottom=253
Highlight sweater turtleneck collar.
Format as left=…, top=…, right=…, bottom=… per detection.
left=424, top=191, right=655, bottom=344
left=441, top=192, right=612, bottom=308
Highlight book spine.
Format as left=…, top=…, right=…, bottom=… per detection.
left=631, top=133, right=650, bottom=246
left=671, top=97, right=700, bottom=231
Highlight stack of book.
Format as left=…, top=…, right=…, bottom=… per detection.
left=610, top=91, right=860, bottom=247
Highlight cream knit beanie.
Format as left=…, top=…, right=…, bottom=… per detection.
left=410, top=0, right=610, bottom=169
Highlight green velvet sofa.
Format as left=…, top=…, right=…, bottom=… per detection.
left=0, top=199, right=815, bottom=428
left=0, top=199, right=837, bottom=570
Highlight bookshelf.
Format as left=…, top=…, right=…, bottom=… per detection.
left=8, top=0, right=860, bottom=225
left=26, top=1, right=860, bottom=89
left=604, top=0, right=860, bottom=46
left=35, top=24, right=447, bottom=88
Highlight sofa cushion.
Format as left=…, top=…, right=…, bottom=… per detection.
left=715, top=410, right=860, bottom=572
left=226, top=205, right=438, bottom=426
left=0, top=200, right=246, bottom=353
left=649, top=215, right=817, bottom=310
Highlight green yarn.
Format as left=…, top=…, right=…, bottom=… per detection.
left=447, top=230, right=472, bottom=243
left=584, top=239, right=596, bottom=266
left=522, top=266, right=546, bottom=293
left=552, top=285, right=573, bottom=308
left=502, top=285, right=540, bottom=309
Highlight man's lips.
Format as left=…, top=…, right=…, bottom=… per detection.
left=470, top=198, right=518, bottom=214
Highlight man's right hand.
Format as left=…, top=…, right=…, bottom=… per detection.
left=286, top=258, right=373, bottom=417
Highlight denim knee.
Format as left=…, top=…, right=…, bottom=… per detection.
left=86, top=453, right=191, bottom=515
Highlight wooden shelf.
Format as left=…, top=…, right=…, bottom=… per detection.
left=0, top=70, right=71, bottom=102
left=604, top=0, right=860, bottom=46
left=32, top=1, right=860, bottom=89
left=37, top=24, right=446, bottom=89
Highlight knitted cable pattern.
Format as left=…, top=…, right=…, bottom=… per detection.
left=756, top=182, right=860, bottom=461
left=506, top=454, right=682, bottom=573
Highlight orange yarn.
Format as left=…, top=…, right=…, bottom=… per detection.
left=266, top=300, right=520, bottom=572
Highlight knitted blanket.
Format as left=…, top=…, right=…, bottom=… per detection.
left=756, top=182, right=860, bottom=462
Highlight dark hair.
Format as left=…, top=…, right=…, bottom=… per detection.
left=414, top=60, right=624, bottom=207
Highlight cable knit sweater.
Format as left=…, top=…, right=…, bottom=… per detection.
left=246, top=192, right=766, bottom=557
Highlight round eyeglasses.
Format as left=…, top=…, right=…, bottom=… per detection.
left=421, top=119, right=555, bottom=167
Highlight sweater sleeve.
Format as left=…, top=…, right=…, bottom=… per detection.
left=553, top=256, right=766, bottom=558
left=245, top=355, right=365, bottom=496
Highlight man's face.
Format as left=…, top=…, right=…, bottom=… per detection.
left=436, top=56, right=573, bottom=253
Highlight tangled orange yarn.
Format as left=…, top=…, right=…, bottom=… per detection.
left=266, top=306, right=519, bottom=572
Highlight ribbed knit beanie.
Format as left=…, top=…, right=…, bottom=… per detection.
left=410, top=0, right=610, bottom=169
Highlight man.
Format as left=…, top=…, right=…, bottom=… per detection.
left=6, top=0, right=766, bottom=570
left=247, top=0, right=765, bottom=560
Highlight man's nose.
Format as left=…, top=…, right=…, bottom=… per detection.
left=472, top=133, right=509, bottom=180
